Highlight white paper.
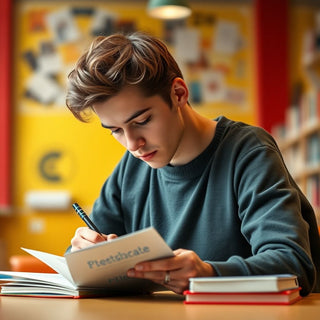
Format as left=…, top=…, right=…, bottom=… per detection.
left=174, top=28, right=200, bottom=63
left=26, top=72, right=62, bottom=104
left=213, top=20, right=241, bottom=55
left=91, top=10, right=117, bottom=35
left=38, top=53, right=62, bottom=75
left=46, top=9, right=80, bottom=44
left=0, top=271, right=75, bottom=290
left=66, top=227, right=174, bottom=288
left=21, top=248, right=74, bottom=285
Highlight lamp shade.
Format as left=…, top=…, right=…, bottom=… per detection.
left=148, top=0, right=191, bottom=20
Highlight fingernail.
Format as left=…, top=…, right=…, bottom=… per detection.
left=135, top=265, right=143, bottom=271
left=127, top=270, right=135, bottom=277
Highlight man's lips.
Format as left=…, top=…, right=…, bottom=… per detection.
left=138, top=151, right=157, bottom=161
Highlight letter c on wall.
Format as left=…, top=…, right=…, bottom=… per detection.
left=38, top=151, right=62, bottom=182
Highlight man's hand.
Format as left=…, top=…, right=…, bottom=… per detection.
left=70, top=227, right=118, bottom=252
left=127, top=248, right=216, bottom=294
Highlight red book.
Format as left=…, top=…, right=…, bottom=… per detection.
left=183, top=288, right=302, bottom=305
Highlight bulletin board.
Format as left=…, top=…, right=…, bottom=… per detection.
left=15, top=1, right=254, bottom=117
left=13, top=1, right=254, bottom=210
left=174, top=6, right=254, bottom=121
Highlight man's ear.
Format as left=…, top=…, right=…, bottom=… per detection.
left=171, top=78, right=189, bottom=106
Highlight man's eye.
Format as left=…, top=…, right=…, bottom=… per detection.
left=137, top=116, right=151, bottom=126
left=110, top=128, right=121, bottom=135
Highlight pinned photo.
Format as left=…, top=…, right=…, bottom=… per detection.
left=91, top=10, right=117, bottom=36
left=26, top=72, right=63, bottom=105
left=46, top=8, right=80, bottom=44
left=201, top=71, right=226, bottom=103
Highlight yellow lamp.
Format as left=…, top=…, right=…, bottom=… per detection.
left=148, top=0, right=191, bottom=20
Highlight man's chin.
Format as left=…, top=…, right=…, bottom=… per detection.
left=143, top=159, right=168, bottom=169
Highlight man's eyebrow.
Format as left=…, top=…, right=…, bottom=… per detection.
left=101, top=107, right=151, bottom=129
left=101, top=123, right=114, bottom=129
left=124, top=108, right=151, bottom=123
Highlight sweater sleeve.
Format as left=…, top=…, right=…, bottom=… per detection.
left=209, top=135, right=318, bottom=296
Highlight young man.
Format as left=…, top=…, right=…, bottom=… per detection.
left=66, top=32, right=320, bottom=295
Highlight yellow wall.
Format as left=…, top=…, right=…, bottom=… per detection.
left=0, top=1, right=255, bottom=265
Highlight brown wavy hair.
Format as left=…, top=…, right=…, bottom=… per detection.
left=66, top=32, right=184, bottom=122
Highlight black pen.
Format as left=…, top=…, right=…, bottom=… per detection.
left=72, top=203, right=103, bottom=235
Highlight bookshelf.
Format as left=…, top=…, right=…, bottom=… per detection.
left=273, top=90, right=320, bottom=227
left=273, top=8, right=320, bottom=228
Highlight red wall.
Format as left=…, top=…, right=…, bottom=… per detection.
left=254, top=0, right=289, bottom=132
left=0, top=0, right=12, bottom=210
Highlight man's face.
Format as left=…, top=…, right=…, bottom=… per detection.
left=93, top=86, right=185, bottom=168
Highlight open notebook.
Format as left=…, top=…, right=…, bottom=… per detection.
left=0, top=227, right=174, bottom=298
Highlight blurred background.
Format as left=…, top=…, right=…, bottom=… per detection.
left=0, top=0, right=320, bottom=269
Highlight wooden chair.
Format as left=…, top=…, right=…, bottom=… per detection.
left=9, top=255, right=56, bottom=273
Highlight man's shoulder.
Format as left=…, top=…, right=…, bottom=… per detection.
left=214, top=116, right=279, bottom=159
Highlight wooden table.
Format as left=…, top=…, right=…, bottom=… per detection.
left=1, top=292, right=320, bottom=320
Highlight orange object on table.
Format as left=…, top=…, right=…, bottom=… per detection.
left=9, top=255, right=56, bottom=273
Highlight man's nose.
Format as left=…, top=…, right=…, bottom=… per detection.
left=125, top=131, right=145, bottom=152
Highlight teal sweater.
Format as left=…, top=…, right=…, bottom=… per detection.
left=90, top=116, right=320, bottom=295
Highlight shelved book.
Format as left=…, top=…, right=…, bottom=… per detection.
left=0, top=227, right=174, bottom=298
left=184, top=275, right=301, bottom=305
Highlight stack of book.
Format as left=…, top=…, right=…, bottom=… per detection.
left=184, top=274, right=301, bottom=305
